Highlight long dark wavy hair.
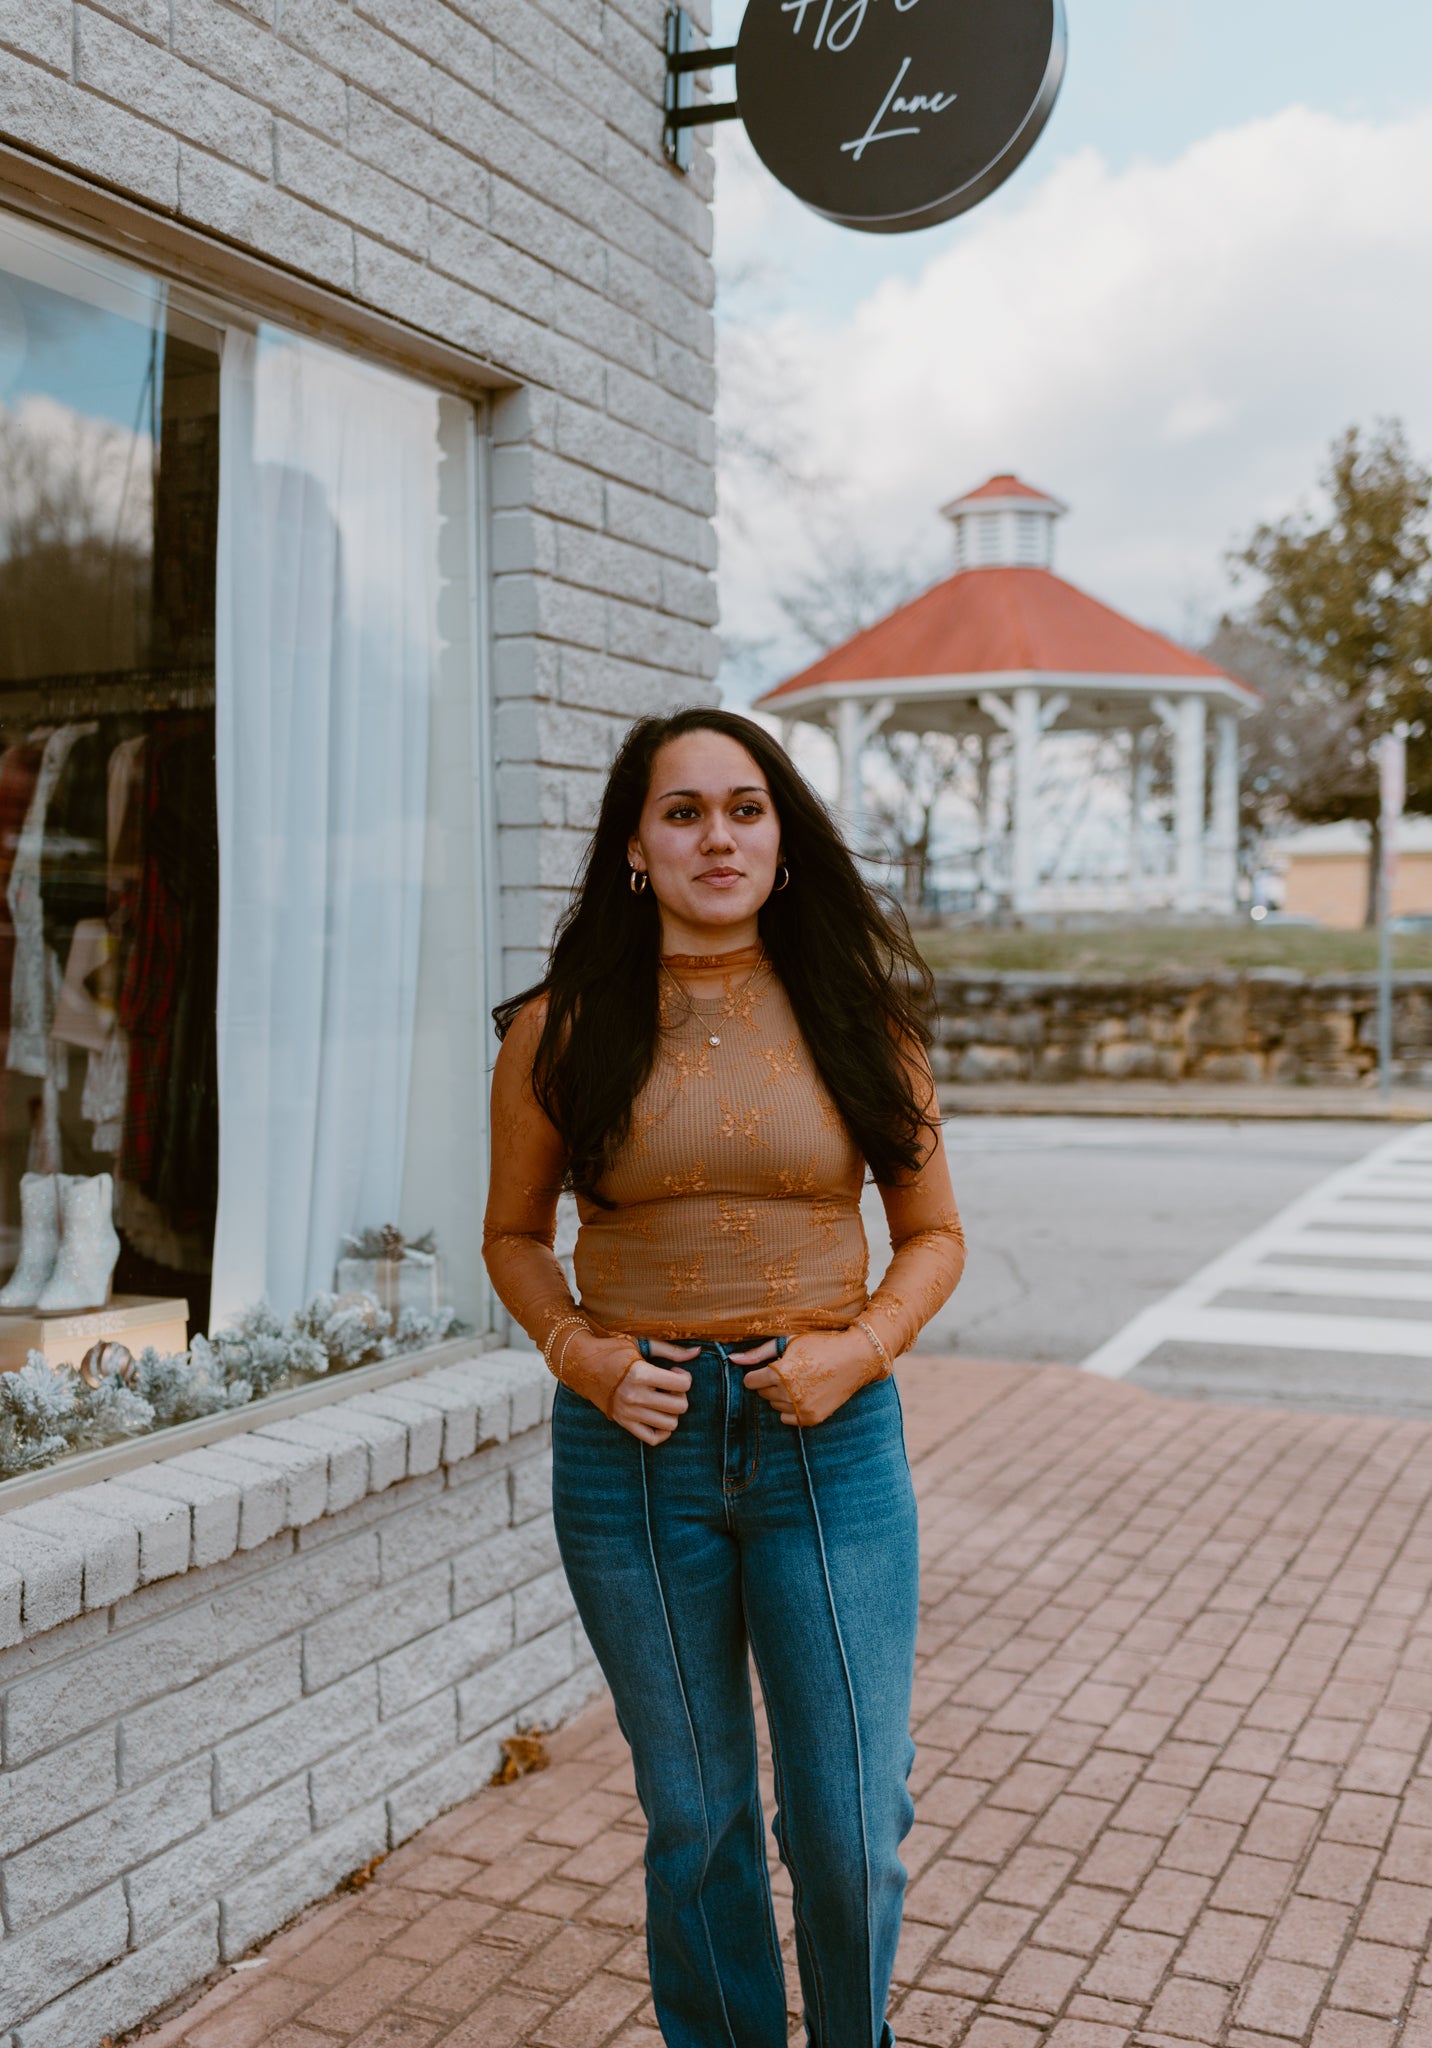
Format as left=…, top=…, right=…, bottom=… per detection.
left=493, top=708, right=936, bottom=1199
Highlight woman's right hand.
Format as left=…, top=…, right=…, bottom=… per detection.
left=562, top=1331, right=696, bottom=1444
left=610, top=1355, right=694, bottom=1444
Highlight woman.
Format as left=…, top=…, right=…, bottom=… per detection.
left=483, top=709, right=965, bottom=2048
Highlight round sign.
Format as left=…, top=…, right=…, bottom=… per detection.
left=734, top=0, right=1066, bottom=235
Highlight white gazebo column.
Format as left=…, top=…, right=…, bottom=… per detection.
left=833, top=696, right=893, bottom=849
left=980, top=688, right=1066, bottom=914
left=1206, top=711, right=1239, bottom=913
left=1153, top=693, right=1207, bottom=915
left=835, top=699, right=860, bottom=824
left=1011, top=688, right=1042, bottom=913
left=975, top=733, right=996, bottom=910
left=1128, top=726, right=1152, bottom=909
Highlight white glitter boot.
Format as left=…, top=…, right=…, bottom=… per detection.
left=0, top=1172, right=60, bottom=1307
left=37, top=1173, right=120, bottom=1312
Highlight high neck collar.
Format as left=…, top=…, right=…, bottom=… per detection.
left=661, top=943, right=764, bottom=975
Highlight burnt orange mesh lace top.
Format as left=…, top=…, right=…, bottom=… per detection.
left=483, top=947, right=966, bottom=1366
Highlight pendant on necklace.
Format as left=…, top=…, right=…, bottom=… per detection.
left=708, top=1034, right=721, bottom=1048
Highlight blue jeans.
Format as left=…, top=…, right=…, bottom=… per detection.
left=551, top=1336, right=919, bottom=2048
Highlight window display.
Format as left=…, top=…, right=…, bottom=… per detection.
left=0, top=208, right=489, bottom=1482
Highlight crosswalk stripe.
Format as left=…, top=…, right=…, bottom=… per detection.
left=1269, top=1229, right=1432, bottom=1260
left=1176, top=1306, right=1432, bottom=1356
left=1230, top=1263, right=1432, bottom=1302
left=1082, top=1123, right=1432, bottom=1379
left=1298, top=1200, right=1432, bottom=1226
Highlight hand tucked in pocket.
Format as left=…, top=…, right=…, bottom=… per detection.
left=734, top=1327, right=890, bottom=1428
left=559, top=1329, right=700, bottom=1446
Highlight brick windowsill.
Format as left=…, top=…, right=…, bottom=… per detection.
left=0, top=1343, right=554, bottom=1650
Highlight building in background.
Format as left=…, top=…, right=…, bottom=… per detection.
left=1270, top=819, right=1432, bottom=927
left=757, top=476, right=1258, bottom=917
left=0, top=7, right=717, bottom=2037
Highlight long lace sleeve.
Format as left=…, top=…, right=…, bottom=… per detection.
left=862, top=1040, right=966, bottom=1362
left=481, top=999, right=583, bottom=1356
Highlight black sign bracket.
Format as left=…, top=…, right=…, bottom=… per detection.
left=665, top=7, right=740, bottom=172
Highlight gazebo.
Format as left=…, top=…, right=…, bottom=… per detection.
left=754, top=476, right=1260, bottom=915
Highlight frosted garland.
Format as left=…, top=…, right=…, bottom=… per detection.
left=0, top=1290, right=459, bottom=1482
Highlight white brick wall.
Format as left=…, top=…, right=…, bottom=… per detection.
left=0, top=1349, right=603, bottom=2046
left=0, top=0, right=721, bottom=992
left=0, top=13, right=715, bottom=2031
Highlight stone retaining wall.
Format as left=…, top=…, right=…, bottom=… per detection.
left=0, top=1348, right=597, bottom=2048
left=931, top=971, right=1432, bottom=1087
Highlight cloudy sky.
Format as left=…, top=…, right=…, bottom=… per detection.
left=711, top=0, right=1432, bottom=705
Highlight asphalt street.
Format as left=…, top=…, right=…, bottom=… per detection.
left=862, top=1115, right=1392, bottom=1386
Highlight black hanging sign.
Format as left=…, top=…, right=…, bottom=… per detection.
left=666, top=0, right=1067, bottom=235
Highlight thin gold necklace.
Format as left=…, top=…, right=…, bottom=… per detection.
left=660, top=951, right=766, bottom=1049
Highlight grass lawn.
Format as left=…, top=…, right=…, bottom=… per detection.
left=916, top=923, right=1432, bottom=978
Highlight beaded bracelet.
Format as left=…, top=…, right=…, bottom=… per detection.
left=854, top=1316, right=893, bottom=1378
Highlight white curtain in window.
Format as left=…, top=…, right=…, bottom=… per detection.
left=211, top=327, right=440, bottom=1325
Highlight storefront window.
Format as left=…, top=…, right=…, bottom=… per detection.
left=0, top=207, right=487, bottom=1481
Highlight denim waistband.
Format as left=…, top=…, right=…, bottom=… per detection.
left=636, top=1335, right=789, bottom=1360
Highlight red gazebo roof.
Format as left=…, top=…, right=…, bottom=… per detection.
left=755, top=565, right=1243, bottom=707
left=944, top=473, right=1064, bottom=508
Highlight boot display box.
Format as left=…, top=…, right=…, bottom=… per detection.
left=0, top=1296, right=189, bottom=1374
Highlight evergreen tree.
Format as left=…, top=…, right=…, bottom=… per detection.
left=1232, top=422, right=1432, bottom=923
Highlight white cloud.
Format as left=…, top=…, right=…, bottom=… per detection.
left=0, top=393, right=153, bottom=556
left=717, top=103, right=1432, bottom=693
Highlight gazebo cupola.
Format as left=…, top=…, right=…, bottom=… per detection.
left=941, top=473, right=1068, bottom=572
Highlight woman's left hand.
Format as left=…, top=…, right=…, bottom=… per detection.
left=732, top=1329, right=886, bottom=1428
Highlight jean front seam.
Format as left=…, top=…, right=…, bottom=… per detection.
left=638, top=1440, right=740, bottom=2048
left=795, top=1427, right=880, bottom=2048
left=743, top=1618, right=821, bottom=2021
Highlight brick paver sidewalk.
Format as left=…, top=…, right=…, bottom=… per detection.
left=138, top=1357, right=1432, bottom=2048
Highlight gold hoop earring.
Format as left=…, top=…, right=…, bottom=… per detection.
left=629, top=868, right=649, bottom=895
left=773, top=863, right=790, bottom=892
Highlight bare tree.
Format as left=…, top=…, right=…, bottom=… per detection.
left=767, top=520, right=965, bottom=900
left=0, top=398, right=152, bottom=680
left=866, top=729, right=972, bottom=909
left=773, top=524, right=929, bottom=656
left=1204, top=621, right=1365, bottom=845
left=715, top=262, right=826, bottom=539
